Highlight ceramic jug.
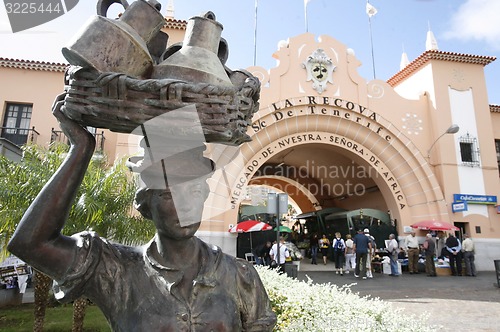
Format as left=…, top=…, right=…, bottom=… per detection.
left=152, top=11, right=232, bottom=86
left=62, top=0, right=165, bottom=78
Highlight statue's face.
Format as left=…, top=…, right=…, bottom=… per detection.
left=149, top=178, right=209, bottom=240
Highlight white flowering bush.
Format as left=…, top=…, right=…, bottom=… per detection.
left=256, top=266, right=437, bottom=332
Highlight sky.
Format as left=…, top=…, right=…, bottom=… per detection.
left=1, top=0, right=500, bottom=103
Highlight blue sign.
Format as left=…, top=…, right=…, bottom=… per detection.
left=453, top=194, right=497, bottom=205
left=452, top=201, right=468, bottom=213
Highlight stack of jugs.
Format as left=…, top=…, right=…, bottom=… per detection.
left=151, top=11, right=232, bottom=87
left=62, top=0, right=166, bottom=78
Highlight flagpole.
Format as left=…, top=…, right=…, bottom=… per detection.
left=366, top=0, right=377, bottom=80
left=253, top=0, right=258, bottom=66
left=304, top=0, right=308, bottom=32
left=368, top=15, right=376, bottom=80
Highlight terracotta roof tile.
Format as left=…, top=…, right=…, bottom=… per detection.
left=490, top=105, right=500, bottom=113
left=164, top=17, right=187, bottom=30
left=0, top=57, right=68, bottom=72
left=388, top=50, right=496, bottom=87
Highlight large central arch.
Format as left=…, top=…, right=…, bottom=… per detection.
left=201, top=98, right=449, bottom=237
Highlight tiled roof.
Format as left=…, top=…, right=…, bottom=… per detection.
left=490, top=105, right=500, bottom=113
left=165, top=17, right=187, bottom=30
left=0, top=57, right=68, bottom=72
left=388, top=50, right=496, bottom=87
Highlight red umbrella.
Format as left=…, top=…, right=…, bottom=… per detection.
left=228, top=220, right=273, bottom=233
left=410, top=220, right=459, bottom=231
left=228, top=220, right=272, bottom=252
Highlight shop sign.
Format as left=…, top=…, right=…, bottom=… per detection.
left=452, top=201, right=467, bottom=213
left=453, top=194, right=497, bottom=205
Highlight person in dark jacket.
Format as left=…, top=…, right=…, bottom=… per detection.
left=445, top=233, right=463, bottom=276
left=353, top=229, right=372, bottom=279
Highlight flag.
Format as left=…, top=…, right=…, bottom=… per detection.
left=366, top=2, right=378, bottom=18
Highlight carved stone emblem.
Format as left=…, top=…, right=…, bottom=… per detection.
left=303, top=49, right=335, bottom=93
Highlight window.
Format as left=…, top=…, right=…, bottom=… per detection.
left=496, top=140, right=500, bottom=176
left=458, top=133, right=480, bottom=167
left=460, top=142, right=473, bottom=162
left=1, top=103, right=33, bottom=145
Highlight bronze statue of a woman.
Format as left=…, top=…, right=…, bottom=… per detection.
left=8, top=2, right=276, bottom=330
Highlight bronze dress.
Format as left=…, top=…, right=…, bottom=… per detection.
left=53, top=232, right=276, bottom=331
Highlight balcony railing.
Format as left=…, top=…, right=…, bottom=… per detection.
left=51, top=128, right=106, bottom=152
left=0, top=126, right=39, bottom=146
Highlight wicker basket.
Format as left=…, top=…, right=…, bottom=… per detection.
left=61, top=66, right=259, bottom=145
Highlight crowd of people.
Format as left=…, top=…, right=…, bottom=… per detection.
left=252, top=229, right=477, bottom=279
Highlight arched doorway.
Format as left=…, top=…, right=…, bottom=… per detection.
left=202, top=102, right=449, bottom=240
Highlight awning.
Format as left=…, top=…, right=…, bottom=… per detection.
left=294, top=211, right=317, bottom=219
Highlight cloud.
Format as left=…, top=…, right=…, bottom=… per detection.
left=444, top=0, right=500, bottom=49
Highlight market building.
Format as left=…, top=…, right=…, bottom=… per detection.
left=1, top=9, right=500, bottom=271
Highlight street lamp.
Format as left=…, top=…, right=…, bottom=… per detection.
left=427, top=124, right=460, bottom=160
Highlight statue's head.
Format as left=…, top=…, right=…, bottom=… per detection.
left=131, top=144, right=214, bottom=238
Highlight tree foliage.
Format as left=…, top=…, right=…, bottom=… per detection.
left=0, top=142, right=155, bottom=260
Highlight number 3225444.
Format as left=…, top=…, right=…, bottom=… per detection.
left=5, top=2, right=63, bottom=14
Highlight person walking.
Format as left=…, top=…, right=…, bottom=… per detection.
left=353, top=229, right=372, bottom=279
left=309, top=234, right=319, bottom=265
left=445, top=233, right=463, bottom=276
left=386, top=234, right=400, bottom=276
left=332, top=232, right=346, bottom=275
left=319, top=234, right=330, bottom=265
left=364, top=229, right=376, bottom=278
left=405, top=231, right=420, bottom=274
left=344, top=234, right=356, bottom=274
left=423, top=233, right=437, bottom=277
left=462, top=233, right=476, bottom=277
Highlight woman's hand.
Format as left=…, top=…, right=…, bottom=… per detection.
left=52, top=93, right=96, bottom=149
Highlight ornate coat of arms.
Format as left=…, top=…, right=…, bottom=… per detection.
left=303, top=49, right=335, bottom=93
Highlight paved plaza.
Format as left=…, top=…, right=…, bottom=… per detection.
left=295, top=259, right=500, bottom=331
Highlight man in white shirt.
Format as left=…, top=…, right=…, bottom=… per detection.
left=270, top=236, right=290, bottom=273
left=387, top=234, right=400, bottom=276
left=405, top=231, right=420, bottom=274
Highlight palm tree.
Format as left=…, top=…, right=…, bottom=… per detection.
left=0, top=142, right=155, bottom=331
left=0, top=143, right=65, bottom=331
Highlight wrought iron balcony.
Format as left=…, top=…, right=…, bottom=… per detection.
left=0, top=126, right=39, bottom=146
left=51, top=128, right=106, bottom=152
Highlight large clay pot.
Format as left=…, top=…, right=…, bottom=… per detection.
left=62, top=0, right=165, bottom=78
left=152, top=11, right=232, bottom=86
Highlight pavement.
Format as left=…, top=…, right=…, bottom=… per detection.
left=294, top=259, right=500, bottom=332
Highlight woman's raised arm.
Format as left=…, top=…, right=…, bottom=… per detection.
left=8, top=94, right=96, bottom=280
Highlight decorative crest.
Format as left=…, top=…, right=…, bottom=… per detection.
left=302, top=49, right=335, bottom=93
